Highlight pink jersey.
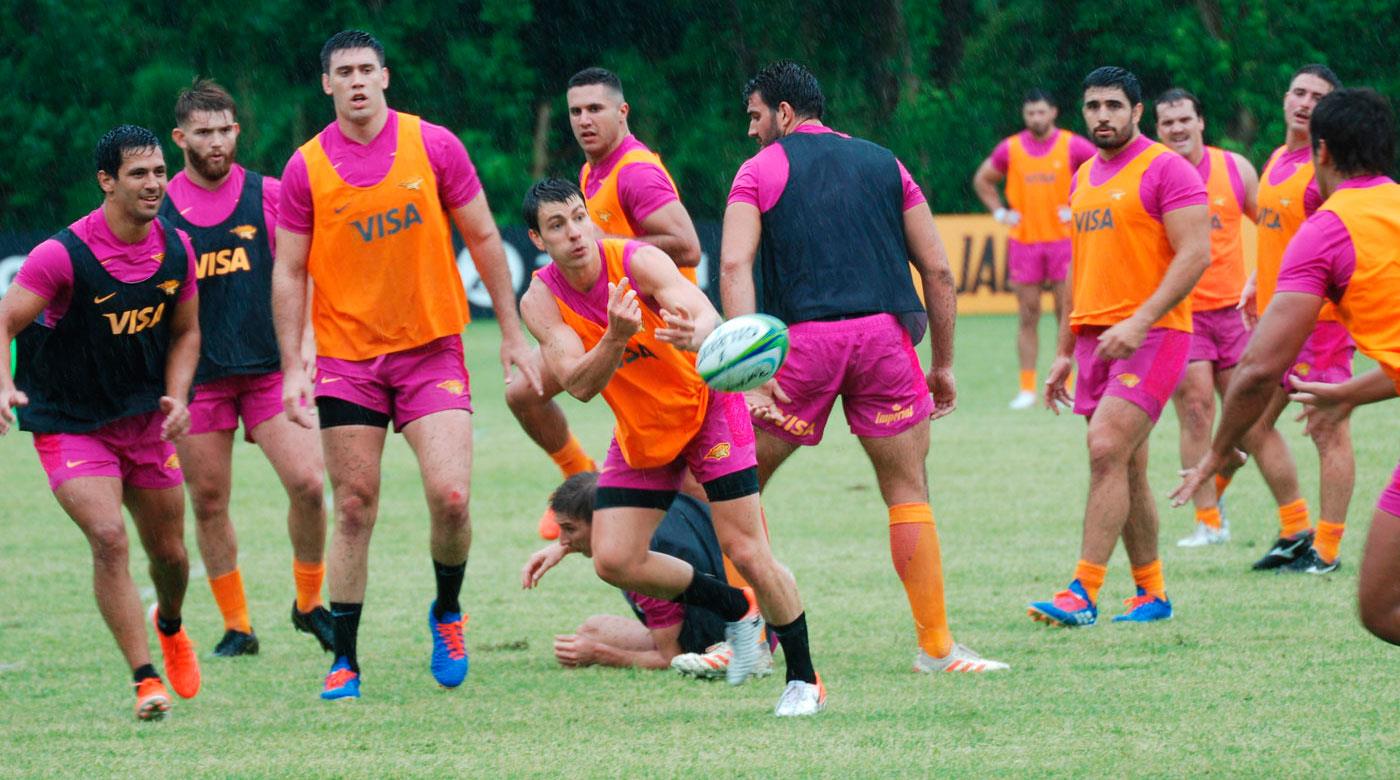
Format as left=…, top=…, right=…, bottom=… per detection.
left=1195, top=149, right=1247, bottom=209
left=582, top=134, right=679, bottom=224
left=278, top=110, right=483, bottom=234
left=1273, top=176, right=1393, bottom=301
left=165, top=164, right=280, bottom=254
left=990, top=129, right=1096, bottom=173
left=16, top=208, right=198, bottom=325
left=727, top=124, right=925, bottom=213
left=1263, top=145, right=1324, bottom=217
left=1069, top=134, right=1208, bottom=220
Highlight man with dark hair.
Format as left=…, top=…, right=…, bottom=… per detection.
left=1153, top=88, right=1303, bottom=549
left=1171, top=87, right=1400, bottom=642
left=519, top=177, right=821, bottom=716
left=974, top=89, right=1095, bottom=409
left=1028, top=66, right=1210, bottom=627
left=721, top=61, right=1007, bottom=684
left=1232, top=63, right=1353, bottom=573
left=521, top=472, right=769, bottom=678
left=271, top=29, right=539, bottom=700
left=0, top=125, right=202, bottom=720
left=162, top=79, right=333, bottom=658
left=509, top=66, right=704, bottom=541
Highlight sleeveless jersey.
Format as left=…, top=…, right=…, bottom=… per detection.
left=15, top=220, right=189, bottom=433
left=158, top=170, right=279, bottom=383
left=1192, top=147, right=1247, bottom=312
left=580, top=145, right=696, bottom=285
left=301, top=112, right=469, bottom=361
left=1069, top=142, right=1192, bottom=333
left=1257, top=149, right=1338, bottom=321
left=1005, top=130, right=1074, bottom=244
left=538, top=239, right=708, bottom=468
left=1318, top=184, right=1400, bottom=390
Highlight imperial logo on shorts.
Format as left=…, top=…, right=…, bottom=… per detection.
left=436, top=379, right=465, bottom=396
left=1116, top=373, right=1141, bottom=388
left=164, top=453, right=181, bottom=470
left=704, top=442, right=731, bottom=461
left=1294, top=362, right=1312, bottom=376
left=230, top=224, right=258, bottom=241
left=875, top=404, right=914, bottom=425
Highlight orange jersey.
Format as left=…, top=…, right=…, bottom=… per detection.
left=543, top=239, right=708, bottom=468
left=1319, top=183, right=1400, bottom=391
left=580, top=145, right=697, bottom=284
left=302, top=113, right=469, bottom=360
left=1192, top=147, right=1247, bottom=311
left=1069, top=142, right=1193, bottom=333
left=1257, top=148, right=1338, bottom=321
left=1005, top=131, right=1074, bottom=244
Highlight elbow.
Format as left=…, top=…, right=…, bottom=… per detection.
left=718, top=255, right=746, bottom=281
left=564, top=380, right=598, bottom=403
left=676, top=241, right=702, bottom=268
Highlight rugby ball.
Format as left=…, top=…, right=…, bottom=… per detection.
left=696, top=314, right=790, bottom=392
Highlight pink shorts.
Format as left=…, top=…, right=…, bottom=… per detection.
left=32, top=411, right=182, bottom=492
left=598, top=392, right=757, bottom=493
left=1286, top=320, right=1355, bottom=387
left=1378, top=460, right=1400, bottom=518
left=1073, top=326, right=1190, bottom=423
left=754, top=313, right=933, bottom=446
left=189, top=371, right=285, bottom=442
left=1008, top=239, right=1071, bottom=287
left=1189, top=307, right=1249, bottom=371
left=314, top=335, right=473, bottom=432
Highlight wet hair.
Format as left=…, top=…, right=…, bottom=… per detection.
left=1310, top=88, right=1394, bottom=177
left=549, top=472, right=599, bottom=524
left=1154, top=87, right=1203, bottom=119
left=95, top=125, right=161, bottom=177
left=1292, top=63, right=1342, bottom=90
left=522, top=177, right=584, bottom=232
left=175, top=78, right=237, bottom=126
left=320, top=29, right=385, bottom=74
left=568, top=67, right=624, bottom=98
left=744, top=60, right=825, bottom=120
left=1083, top=66, right=1142, bottom=106
left=1023, top=88, right=1057, bottom=107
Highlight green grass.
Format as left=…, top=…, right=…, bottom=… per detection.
left=2, top=315, right=1398, bottom=778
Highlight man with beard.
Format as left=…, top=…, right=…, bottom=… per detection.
left=160, top=79, right=334, bottom=658
left=973, top=89, right=1095, bottom=409
left=1028, top=67, right=1208, bottom=627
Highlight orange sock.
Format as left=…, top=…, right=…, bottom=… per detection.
left=1195, top=506, right=1223, bottom=530
left=209, top=569, right=252, bottom=633
left=1073, top=560, right=1107, bottom=603
left=888, top=503, right=953, bottom=657
left=293, top=559, right=325, bottom=613
left=1215, top=474, right=1233, bottom=499
left=1314, top=520, right=1345, bottom=563
left=1019, top=370, right=1036, bottom=393
left=1131, top=559, right=1166, bottom=599
left=1278, top=498, right=1311, bottom=538
left=548, top=435, right=596, bottom=478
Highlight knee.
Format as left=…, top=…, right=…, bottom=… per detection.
left=334, top=484, right=379, bottom=532
left=1181, top=396, right=1213, bottom=434
left=1357, top=584, right=1394, bottom=640
left=592, top=548, right=642, bottom=589
left=505, top=380, right=542, bottom=416
left=287, top=469, right=325, bottom=512
left=1018, top=307, right=1040, bottom=329
left=576, top=615, right=609, bottom=638
left=428, top=483, right=470, bottom=525
left=188, top=483, right=228, bottom=522
left=722, top=534, right=770, bottom=580
left=87, top=523, right=130, bottom=567
left=1086, top=431, right=1131, bottom=475
left=146, top=534, right=189, bottom=570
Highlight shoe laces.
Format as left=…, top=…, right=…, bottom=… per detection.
left=135, top=678, right=165, bottom=698
left=435, top=617, right=468, bottom=660
left=778, top=680, right=811, bottom=707
left=1122, top=593, right=1156, bottom=610
left=324, top=667, right=358, bottom=690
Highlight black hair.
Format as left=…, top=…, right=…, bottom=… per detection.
left=744, top=60, right=825, bottom=120
left=549, top=472, right=599, bottom=524
left=320, top=30, right=385, bottom=74
left=1292, top=63, right=1342, bottom=90
left=1310, top=88, right=1394, bottom=177
left=95, top=125, right=161, bottom=177
left=568, top=67, right=624, bottom=98
left=1023, top=88, right=1057, bottom=107
left=1154, top=87, right=1203, bottom=119
left=1083, top=66, right=1142, bottom=106
left=522, top=177, right=584, bottom=232
left=175, top=78, right=237, bottom=126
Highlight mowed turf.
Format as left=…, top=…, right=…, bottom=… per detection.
left=1, top=314, right=1397, bottom=778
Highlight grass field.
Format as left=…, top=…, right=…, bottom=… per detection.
left=2, top=314, right=1398, bottom=778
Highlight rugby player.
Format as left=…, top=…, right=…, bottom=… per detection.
left=270, top=30, right=540, bottom=700
left=0, top=126, right=201, bottom=719
left=161, top=79, right=333, bottom=656
left=1028, top=67, right=1209, bottom=627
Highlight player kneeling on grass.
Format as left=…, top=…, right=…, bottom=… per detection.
left=522, top=472, right=773, bottom=679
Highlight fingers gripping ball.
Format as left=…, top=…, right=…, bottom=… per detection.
left=696, top=314, right=789, bottom=392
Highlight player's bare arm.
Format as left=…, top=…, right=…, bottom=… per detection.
left=904, top=200, right=958, bottom=418
left=971, top=157, right=1009, bottom=215
left=629, top=245, right=719, bottom=350
left=553, top=624, right=677, bottom=670
left=159, top=289, right=201, bottom=442
left=520, top=277, right=637, bottom=401
left=1045, top=278, right=1077, bottom=413
left=1234, top=152, right=1261, bottom=222
left=619, top=200, right=702, bottom=268
left=270, top=226, right=315, bottom=427
left=718, top=201, right=762, bottom=317
left=1096, top=204, right=1209, bottom=360
left=521, top=542, right=571, bottom=589
left=0, top=284, right=48, bottom=434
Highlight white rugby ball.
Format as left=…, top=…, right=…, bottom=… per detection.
left=696, top=314, right=790, bottom=392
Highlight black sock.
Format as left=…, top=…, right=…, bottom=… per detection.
left=132, top=664, right=159, bottom=684
left=155, top=612, right=182, bottom=637
left=330, top=601, right=363, bottom=672
left=432, top=560, right=466, bottom=620
left=770, top=612, right=817, bottom=684
left=676, top=571, right=750, bottom=621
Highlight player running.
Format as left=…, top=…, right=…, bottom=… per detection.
left=974, top=89, right=1096, bottom=409
left=1170, top=88, right=1400, bottom=639
left=1028, top=67, right=1209, bottom=627
left=507, top=67, right=704, bottom=541
left=721, top=61, right=1008, bottom=674
left=1236, top=64, right=1354, bottom=573
left=160, top=79, right=333, bottom=657
left=519, top=177, right=823, bottom=716
left=0, top=126, right=202, bottom=719
left=1153, top=88, right=1305, bottom=549
left=270, top=30, right=539, bottom=700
